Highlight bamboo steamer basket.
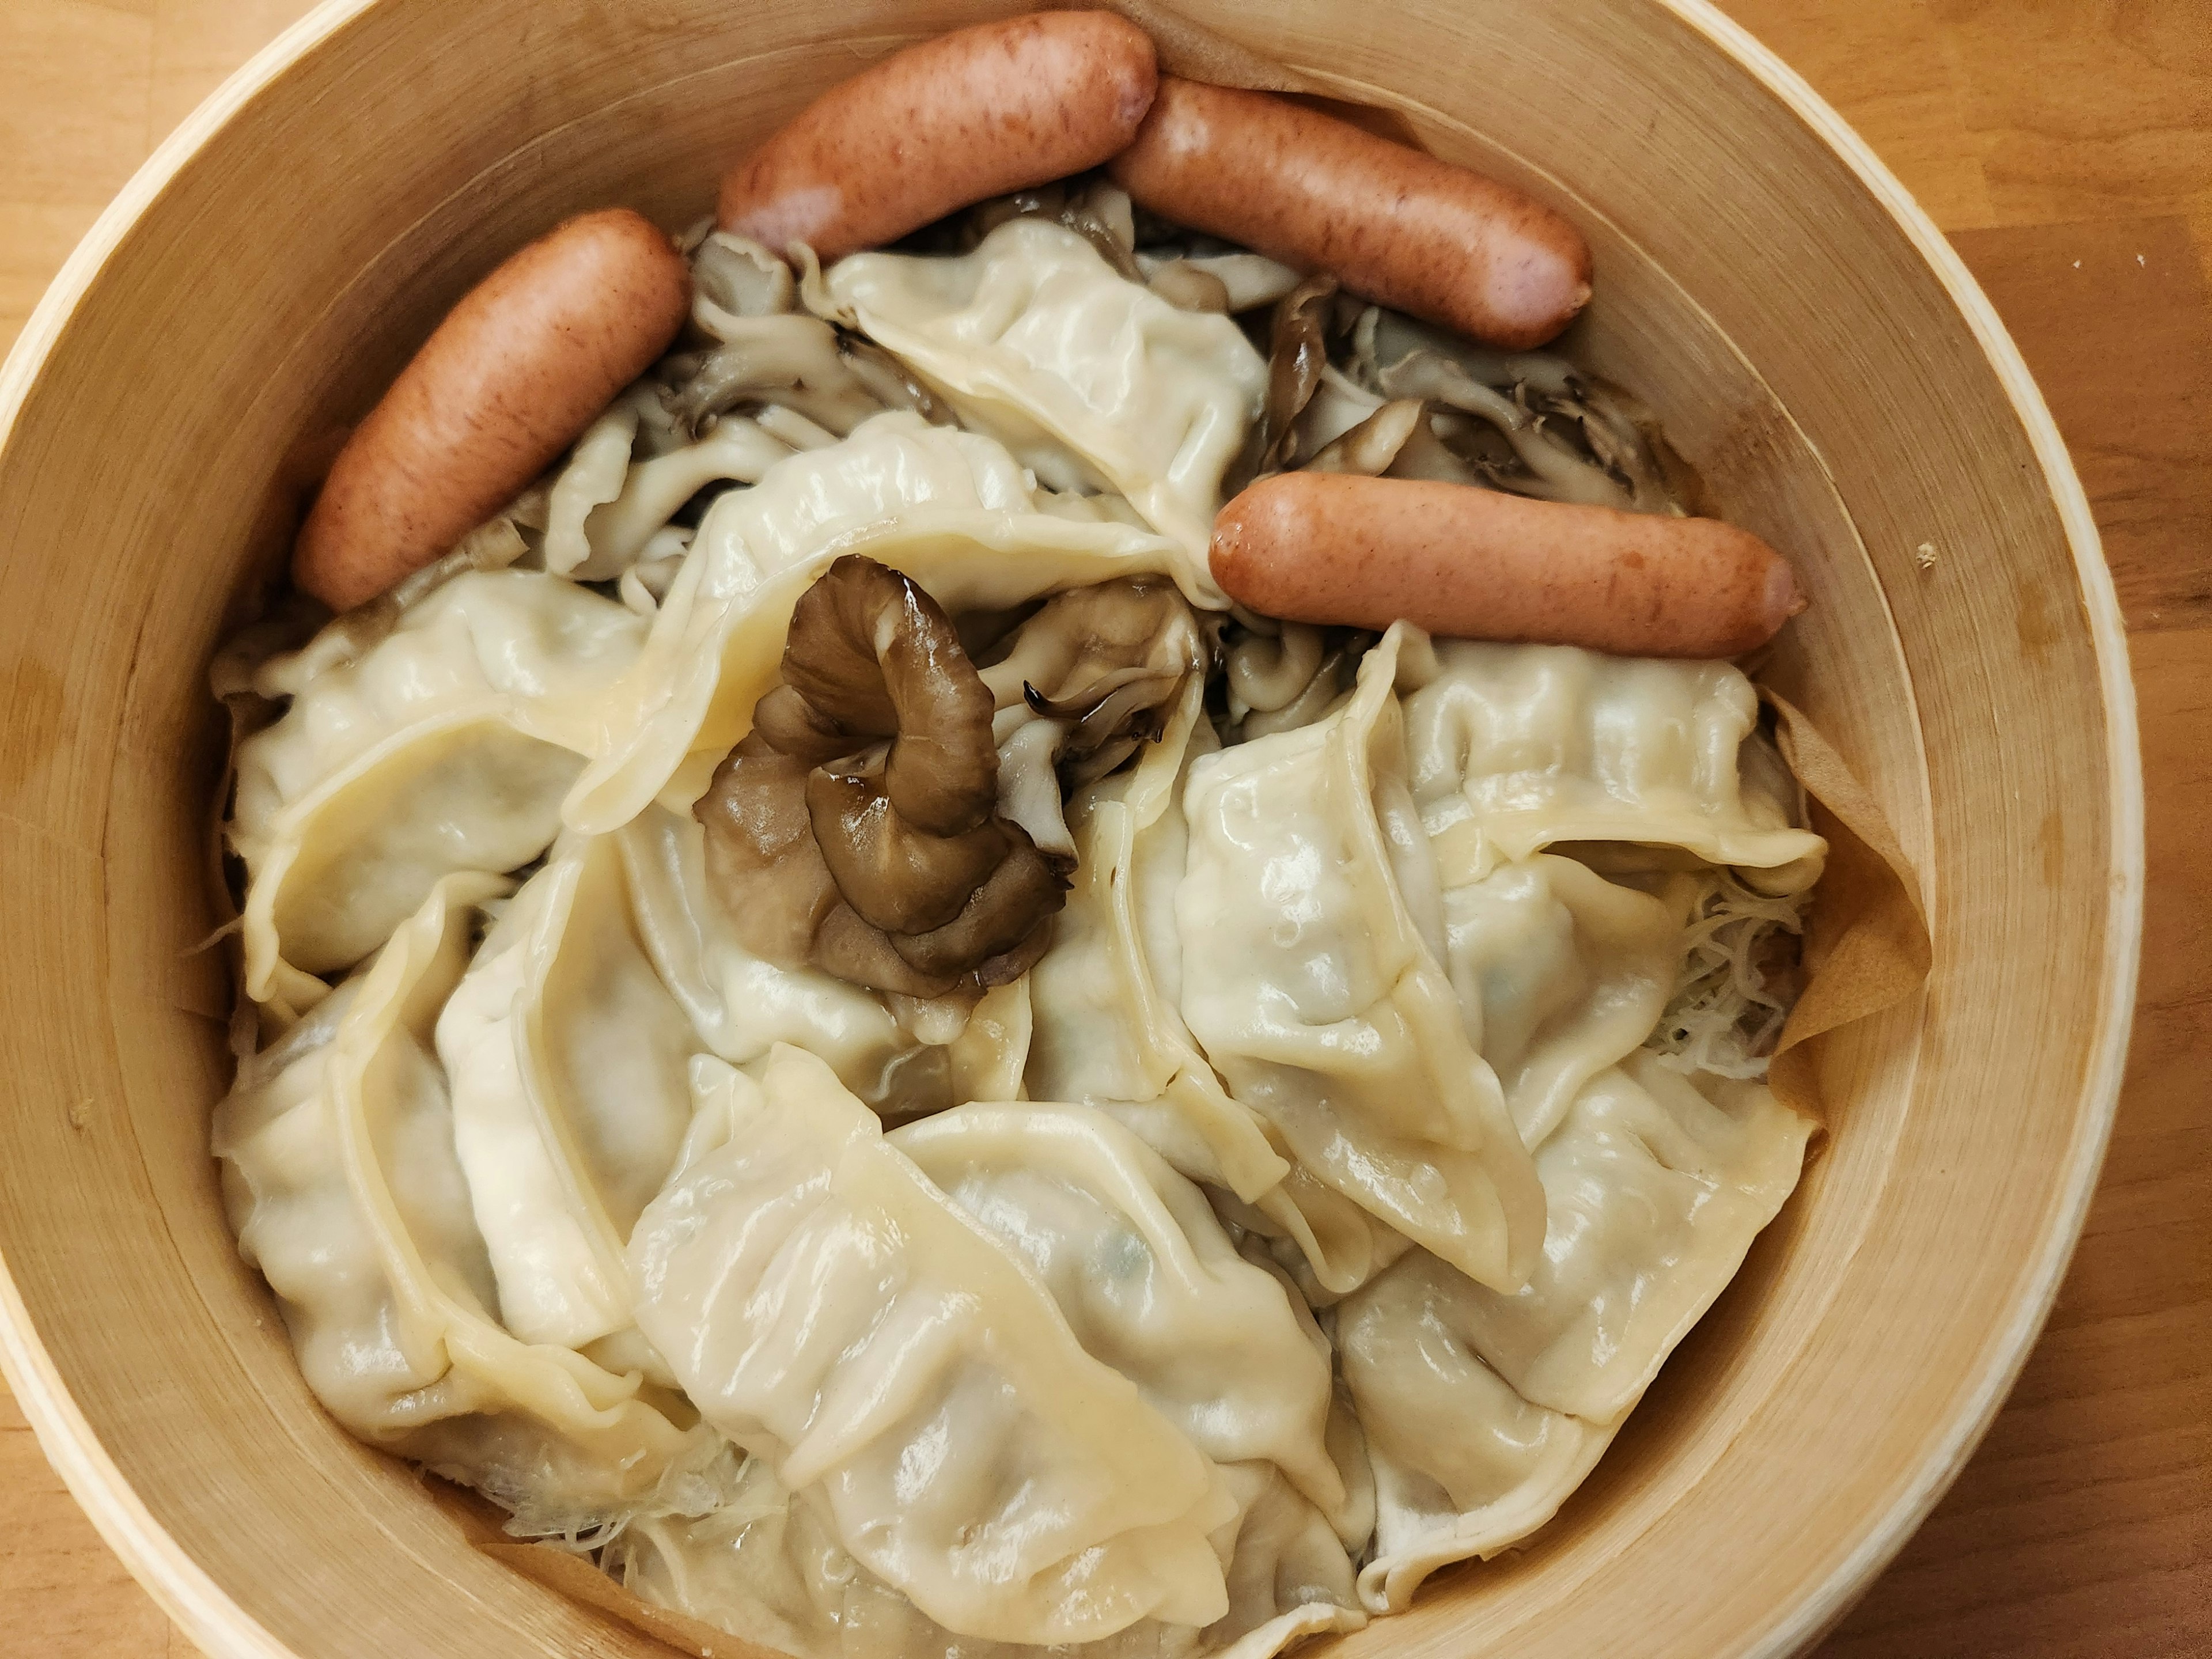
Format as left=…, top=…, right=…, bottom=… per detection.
left=0, top=0, right=2140, bottom=1654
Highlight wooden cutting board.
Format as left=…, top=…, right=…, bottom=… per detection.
left=1, top=1, right=2205, bottom=1653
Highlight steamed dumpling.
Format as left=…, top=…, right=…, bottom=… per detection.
left=1177, top=626, right=1547, bottom=1294
left=1402, top=641, right=1828, bottom=888
left=1441, top=853, right=1687, bottom=1146
left=212, top=874, right=701, bottom=1532
left=609, top=1453, right=1362, bottom=1659
left=1024, top=679, right=1409, bottom=1297
left=889, top=1100, right=1350, bottom=1529
left=435, top=832, right=697, bottom=1358
left=628, top=1046, right=1238, bottom=1645
left=1336, top=1052, right=1809, bottom=1610
left=564, top=410, right=1212, bottom=832
left=1424, top=1052, right=1810, bottom=1423
left=230, top=570, right=645, bottom=1016
left=1335, top=1249, right=1613, bottom=1615
left=818, top=218, right=1266, bottom=582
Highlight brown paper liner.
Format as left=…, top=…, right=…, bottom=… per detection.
left=1760, top=690, right=1934, bottom=1123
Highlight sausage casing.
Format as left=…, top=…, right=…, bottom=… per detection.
left=1212, top=473, right=1802, bottom=658
left=294, top=207, right=690, bottom=611
left=1111, top=77, right=1591, bottom=351
left=719, top=12, right=1158, bottom=263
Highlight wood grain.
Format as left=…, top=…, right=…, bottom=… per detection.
left=1809, top=226, right=2212, bottom=1657
left=0, top=0, right=2198, bottom=1654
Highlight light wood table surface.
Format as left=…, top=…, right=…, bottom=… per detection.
left=2, top=2, right=2205, bottom=1655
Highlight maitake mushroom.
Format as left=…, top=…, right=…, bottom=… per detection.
left=1218, top=608, right=1374, bottom=742
left=698, top=557, right=1206, bottom=999
left=697, top=555, right=1062, bottom=997
left=979, top=578, right=1212, bottom=860
left=1252, top=273, right=1339, bottom=474
left=1230, top=287, right=1697, bottom=517
left=656, top=228, right=948, bottom=448
left=1339, top=306, right=1695, bottom=514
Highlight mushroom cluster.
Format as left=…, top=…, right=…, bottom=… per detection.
left=1217, top=608, right=1374, bottom=742
left=698, top=556, right=1206, bottom=999
left=1245, top=280, right=1697, bottom=514
left=982, top=577, right=1212, bottom=862
left=661, top=229, right=947, bottom=444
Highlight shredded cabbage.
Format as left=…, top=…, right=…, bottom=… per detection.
left=1645, top=868, right=1809, bottom=1080
left=501, top=1436, right=757, bottom=1555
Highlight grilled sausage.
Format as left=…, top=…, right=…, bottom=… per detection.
left=1211, top=473, right=1803, bottom=657
left=719, top=12, right=1158, bottom=263
left=294, top=207, right=690, bottom=611
left=1111, top=77, right=1590, bottom=350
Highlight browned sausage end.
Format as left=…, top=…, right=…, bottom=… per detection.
left=1212, top=473, right=1802, bottom=659
left=1111, top=77, right=1591, bottom=351
left=294, top=206, right=691, bottom=612
left=719, top=11, right=1160, bottom=263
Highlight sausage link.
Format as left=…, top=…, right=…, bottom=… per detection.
left=1110, top=77, right=1590, bottom=351
left=719, top=12, right=1158, bottom=263
left=1211, top=474, right=1803, bottom=658
left=294, top=207, right=690, bottom=611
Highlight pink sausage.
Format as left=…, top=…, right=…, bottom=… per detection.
left=719, top=12, right=1159, bottom=263
left=1213, top=474, right=1804, bottom=658
left=294, top=208, right=690, bottom=612
left=1110, top=77, right=1592, bottom=351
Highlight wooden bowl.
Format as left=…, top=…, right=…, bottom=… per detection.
left=0, top=1, right=2140, bottom=1655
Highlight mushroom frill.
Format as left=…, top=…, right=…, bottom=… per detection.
left=1241, top=279, right=1696, bottom=515
left=981, top=576, right=1213, bottom=863
left=697, top=555, right=1206, bottom=998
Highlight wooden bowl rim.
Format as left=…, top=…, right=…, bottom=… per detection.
left=0, top=2, right=2145, bottom=1656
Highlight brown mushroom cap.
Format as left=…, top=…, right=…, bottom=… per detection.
left=780, top=555, right=1000, bottom=837
left=699, top=562, right=1215, bottom=1003
left=980, top=577, right=1212, bottom=790
left=696, top=554, right=1070, bottom=999
left=1253, top=272, right=1339, bottom=475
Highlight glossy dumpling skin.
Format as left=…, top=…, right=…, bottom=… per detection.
left=211, top=874, right=700, bottom=1532
left=435, top=832, right=697, bottom=1359
left=230, top=570, right=645, bottom=1016
left=612, top=803, right=953, bottom=1111
left=1022, top=683, right=1237, bottom=1155
left=889, top=1100, right=1349, bottom=1530
left=1442, top=852, right=1687, bottom=1146
left=1424, top=1051, right=1810, bottom=1422
left=1402, top=640, right=1828, bottom=889
left=1024, top=681, right=1395, bottom=1297
left=1337, top=1052, right=1809, bottom=1609
left=1177, top=626, right=1547, bottom=1294
left=819, top=218, right=1266, bottom=584
left=611, top=1453, right=1363, bottom=1659
left=565, top=410, right=1213, bottom=832
left=627, top=1045, right=1238, bottom=1645
left=437, top=806, right=998, bottom=1362
left=1335, top=1248, right=1612, bottom=1615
